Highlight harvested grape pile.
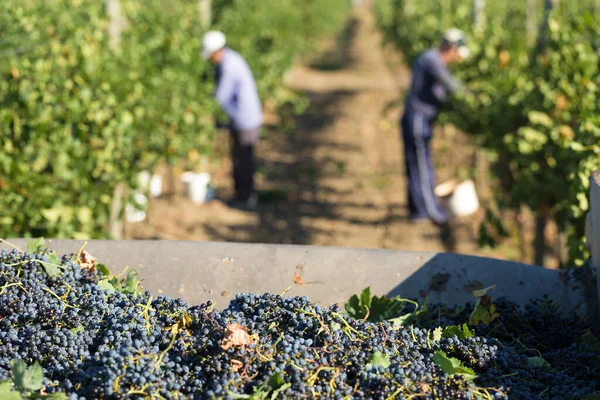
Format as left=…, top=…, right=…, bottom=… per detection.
left=0, top=243, right=599, bottom=400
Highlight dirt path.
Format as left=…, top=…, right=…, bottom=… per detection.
left=128, top=7, right=482, bottom=255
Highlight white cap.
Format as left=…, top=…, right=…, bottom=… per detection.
left=443, top=28, right=470, bottom=59
left=201, top=31, right=226, bottom=60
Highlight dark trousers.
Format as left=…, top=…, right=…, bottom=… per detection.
left=401, top=109, right=448, bottom=224
left=230, top=127, right=258, bottom=201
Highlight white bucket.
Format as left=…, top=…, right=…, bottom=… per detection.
left=126, top=192, right=148, bottom=223
left=181, top=172, right=212, bottom=204
left=138, top=171, right=163, bottom=198
left=435, top=179, right=480, bottom=218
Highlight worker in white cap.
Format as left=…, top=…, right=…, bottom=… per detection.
left=201, top=31, right=263, bottom=210
left=400, top=28, right=469, bottom=229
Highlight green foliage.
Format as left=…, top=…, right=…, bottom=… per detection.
left=345, top=287, right=417, bottom=323
left=469, top=286, right=500, bottom=326
left=374, top=0, right=600, bottom=266
left=2, top=360, right=68, bottom=399
left=11, top=360, right=44, bottom=393
left=368, top=351, right=391, bottom=368
left=228, top=372, right=291, bottom=400
left=442, top=324, right=475, bottom=339
left=0, top=381, right=22, bottom=400
left=0, top=0, right=349, bottom=240
left=432, top=351, right=476, bottom=381
left=98, top=269, right=141, bottom=296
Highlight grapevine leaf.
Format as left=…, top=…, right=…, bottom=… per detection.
left=433, top=351, right=476, bottom=381
left=469, top=286, right=500, bottom=326
left=98, top=279, right=116, bottom=294
left=123, top=270, right=140, bottom=295
left=0, top=380, right=21, bottom=400
left=527, top=357, right=550, bottom=368
left=345, top=294, right=362, bottom=319
left=389, top=313, right=414, bottom=327
left=583, top=394, right=600, bottom=400
left=345, top=287, right=412, bottom=323
left=27, top=238, right=45, bottom=254
left=578, top=331, right=600, bottom=350
left=442, top=324, right=475, bottom=339
left=96, top=264, right=111, bottom=277
left=268, top=373, right=285, bottom=389
left=46, top=393, right=69, bottom=400
left=11, top=360, right=44, bottom=392
left=10, top=360, right=27, bottom=391
left=368, top=351, right=391, bottom=368
left=270, top=383, right=292, bottom=400
left=70, top=325, right=85, bottom=334
left=22, top=362, right=44, bottom=392
left=359, top=287, right=372, bottom=310
left=368, top=295, right=407, bottom=322
left=42, top=256, right=62, bottom=277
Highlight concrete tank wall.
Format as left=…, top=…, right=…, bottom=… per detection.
left=1, top=239, right=593, bottom=316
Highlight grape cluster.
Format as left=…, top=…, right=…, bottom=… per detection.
left=0, top=248, right=598, bottom=399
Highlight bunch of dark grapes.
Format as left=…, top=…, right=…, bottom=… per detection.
left=0, top=248, right=599, bottom=399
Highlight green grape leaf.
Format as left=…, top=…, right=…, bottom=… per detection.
left=527, top=357, right=550, bottom=368
left=10, top=360, right=44, bottom=392
left=268, top=373, right=285, bottom=389
left=27, top=238, right=45, bottom=254
left=433, top=351, right=476, bottom=381
left=442, top=324, right=475, bottom=339
left=70, top=325, right=85, bottom=334
left=469, top=286, right=500, bottom=326
left=98, top=279, right=116, bottom=294
left=122, top=270, right=141, bottom=295
left=45, top=393, right=69, bottom=400
left=578, top=331, right=600, bottom=350
left=0, top=380, right=21, bottom=400
left=41, top=261, right=62, bottom=278
left=270, top=383, right=292, bottom=400
left=96, top=264, right=111, bottom=277
left=368, top=351, right=391, bottom=368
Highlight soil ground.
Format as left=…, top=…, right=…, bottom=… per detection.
left=127, top=7, right=507, bottom=259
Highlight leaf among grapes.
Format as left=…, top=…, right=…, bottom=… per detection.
left=432, top=351, right=476, bottom=381
left=442, top=324, right=475, bottom=339
left=345, top=287, right=412, bottom=323
left=368, top=351, right=391, bottom=368
left=27, top=238, right=46, bottom=254
left=433, top=327, right=443, bottom=341
left=527, top=357, right=550, bottom=368
left=98, top=279, right=116, bottom=294
left=469, top=286, right=500, bottom=326
left=10, top=359, right=44, bottom=393
left=96, top=264, right=111, bottom=277
left=0, top=380, right=21, bottom=400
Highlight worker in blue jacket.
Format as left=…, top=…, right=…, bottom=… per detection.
left=401, top=28, right=470, bottom=225
left=201, top=31, right=263, bottom=210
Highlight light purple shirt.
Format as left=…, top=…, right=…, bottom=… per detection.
left=215, top=48, right=263, bottom=131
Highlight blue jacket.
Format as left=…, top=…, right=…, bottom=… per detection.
left=405, top=49, right=461, bottom=120
left=214, top=48, right=263, bottom=131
